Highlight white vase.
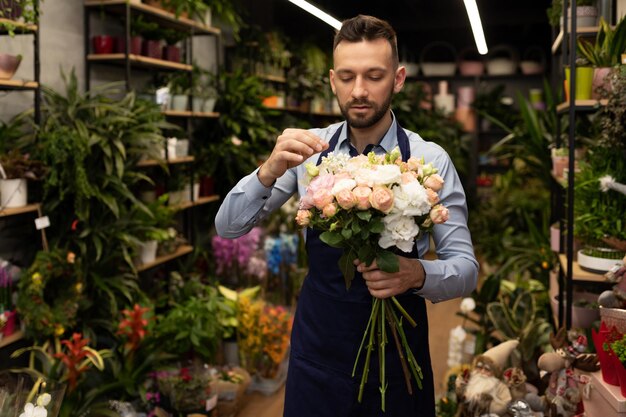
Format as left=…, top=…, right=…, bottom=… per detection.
left=193, top=182, right=200, bottom=201
left=203, top=97, right=217, bottom=113
left=170, top=94, right=189, bottom=111
left=138, top=240, right=158, bottom=264
left=0, top=178, right=27, bottom=208
left=192, top=97, right=204, bottom=113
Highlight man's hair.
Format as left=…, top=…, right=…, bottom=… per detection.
left=333, top=15, right=399, bottom=69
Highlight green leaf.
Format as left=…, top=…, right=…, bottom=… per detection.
left=341, top=228, right=353, bottom=240
left=352, top=221, right=361, bottom=234
left=358, top=245, right=375, bottom=264
left=320, top=231, right=345, bottom=248
left=339, top=249, right=356, bottom=289
left=369, top=219, right=385, bottom=234
left=376, top=250, right=399, bottom=273
left=357, top=211, right=372, bottom=221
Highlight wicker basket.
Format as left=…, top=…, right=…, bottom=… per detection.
left=600, top=306, right=626, bottom=333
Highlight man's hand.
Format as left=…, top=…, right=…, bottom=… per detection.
left=257, top=129, right=329, bottom=187
left=355, top=256, right=426, bottom=298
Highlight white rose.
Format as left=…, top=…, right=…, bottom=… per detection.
left=372, top=164, right=401, bottom=186
left=378, top=214, right=420, bottom=253
left=392, top=181, right=431, bottom=216
left=354, top=168, right=377, bottom=187
left=331, top=178, right=357, bottom=195
left=460, top=297, right=476, bottom=314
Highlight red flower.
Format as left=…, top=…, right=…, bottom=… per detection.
left=179, top=367, right=192, bottom=382
left=117, top=304, right=151, bottom=352
left=53, top=333, right=92, bottom=392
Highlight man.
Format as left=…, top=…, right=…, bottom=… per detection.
left=216, top=15, right=478, bottom=416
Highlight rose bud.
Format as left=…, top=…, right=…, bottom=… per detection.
left=312, top=189, right=334, bottom=210
left=322, top=203, right=338, bottom=218
left=430, top=205, right=449, bottom=224
left=424, top=174, right=445, bottom=192
left=295, top=210, right=312, bottom=226
left=369, top=186, right=394, bottom=214
left=353, top=186, right=372, bottom=210
left=425, top=188, right=440, bottom=205
left=335, top=189, right=357, bottom=210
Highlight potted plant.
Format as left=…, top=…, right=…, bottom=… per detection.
left=0, top=53, right=22, bottom=80
left=577, top=16, right=626, bottom=98
left=161, top=28, right=187, bottom=63
left=0, top=149, right=45, bottom=208
left=609, top=334, right=626, bottom=396
left=168, top=72, right=191, bottom=111
left=548, top=0, right=598, bottom=29
left=200, top=0, right=244, bottom=38
left=114, top=15, right=145, bottom=55
left=131, top=194, right=175, bottom=265
left=133, top=15, right=162, bottom=59
left=0, top=0, right=41, bottom=37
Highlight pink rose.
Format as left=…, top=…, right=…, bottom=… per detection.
left=336, top=189, right=357, bottom=210
left=313, top=189, right=334, bottom=210
left=295, top=210, right=312, bottom=226
left=424, top=174, right=444, bottom=192
left=369, top=186, right=394, bottom=214
left=308, top=173, right=335, bottom=194
left=430, top=205, right=449, bottom=224
left=352, top=186, right=372, bottom=210
left=425, top=188, right=440, bottom=205
left=401, top=171, right=418, bottom=184
left=407, top=157, right=422, bottom=172
left=299, top=194, right=314, bottom=210
left=322, top=203, right=338, bottom=218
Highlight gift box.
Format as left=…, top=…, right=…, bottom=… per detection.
left=582, top=371, right=626, bottom=416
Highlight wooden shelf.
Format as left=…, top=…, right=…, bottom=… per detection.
left=406, top=73, right=545, bottom=82
left=256, top=74, right=287, bottom=83
left=84, top=0, right=220, bottom=35
left=0, top=18, right=37, bottom=34
left=0, top=330, right=25, bottom=348
left=556, top=99, right=608, bottom=114
left=136, top=244, right=193, bottom=272
left=552, top=26, right=604, bottom=54
left=137, top=156, right=195, bottom=167
left=87, top=53, right=193, bottom=72
left=0, top=203, right=40, bottom=218
left=163, top=110, right=219, bottom=118
left=0, top=79, right=39, bottom=90
left=264, top=105, right=342, bottom=118
left=558, top=254, right=608, bottom=283
left=173, top=194, right=220, bottom=211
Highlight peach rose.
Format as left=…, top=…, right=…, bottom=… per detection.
left=430, top=205, right=449, bottom=224
left=425, top=188, right=440, bottom=205
left=308, top=173, right=335, bottom=194
left=313, top=189, right=334, bottom=210
left=295, top=210, right=312, bottom=226
left=299, top=194, right=314, bottom=210
left=335, top=189, right=357, bottom=210
left=353, top=186, right=372, bottom=210
left=322, top=203, right=338, bottom=218
left=407, top=156, right=423, bottom=172
left=369, top=186, right=394, bottom=214
left=424, top=174, right=444, bottom=192
left=401, top=171, right=418, bottom=184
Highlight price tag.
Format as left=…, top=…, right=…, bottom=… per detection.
left=205, top=394, right=218, bottom=411
left=35, top=216, right=50, bottom=230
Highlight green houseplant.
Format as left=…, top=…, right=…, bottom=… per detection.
left=0, top=0, right=42, bottom=37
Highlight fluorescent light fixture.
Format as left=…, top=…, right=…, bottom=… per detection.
left=287, top=0, right=342, bottom=30
left=463, top=0, right=488, bottom=55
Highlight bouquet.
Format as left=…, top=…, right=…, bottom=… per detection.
left=295, top=147, right=449, bottom=410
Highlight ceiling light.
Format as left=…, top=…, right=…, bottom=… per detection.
left=287, top=0, right=342, bottom=30
left=463, top=0, right=488, bottom=55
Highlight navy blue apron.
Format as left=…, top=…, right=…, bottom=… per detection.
left=283, top=123, right=435, bottom=416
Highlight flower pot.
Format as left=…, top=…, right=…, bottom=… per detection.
left=162, top=45, right=181, bottom=62
left=592, top=326, right=620, bottom=386
left=142, top=39, right=162, bottom=59
left=578, top=248, right=625, bottom=273
left=203, top=97, right=217, bottom=113
left=567, top=6, right=598, bottom=29
left=137, top=240, right=158, bottom=265
left=169, top=190, right=186, bottom=205
left=92, top=35, right=115, bottom=54
left=0, top=178, right=27, bottom=208
left=1, top=310, right=17, bottom=337
left=0, top=53, right=22, bottom=80
left=192, top=97, right=204, bottom=113
left=610, top=352, right=626, bottom=397
left=175, top=139, right=189, bottom=157
left=193, top=182, right=200, bottom=201
left=170, top=94, right=189, bottom=111
left=564, top=66, right=594, bottom=101
left=114, top=35, right=143, bottom=55
left=592, top=66, right=613, bottom=99
left=200, top=176, right=215, bottom=196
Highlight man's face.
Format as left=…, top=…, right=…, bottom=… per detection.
left=330, top=38, right=405, bottom=129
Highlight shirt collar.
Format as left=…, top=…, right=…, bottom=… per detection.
left=337, top=111, right=399, bottom=154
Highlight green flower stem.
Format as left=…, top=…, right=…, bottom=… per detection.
left=353, top=298, right=380, bottom=377
left=391, top=296, right=417, bottom=328
left=379, top=299, right=388, bottom=412
left=384, top=300, right=413, bottom=395
left=387, top=302, right=423, bottom=390
left=358, top=300, right=379, bottom=403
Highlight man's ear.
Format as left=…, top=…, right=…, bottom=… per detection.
left=329, top=69, right=336, bottom=95
left=394, top=66, right=406, bottom=94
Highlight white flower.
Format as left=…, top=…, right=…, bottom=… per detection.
left=392, top=181, right=431, bottom=217
left=354, top=168, right=378, bottom=187
left=450, top=325, right=467, bottom=341
left=460, top=297, right=476, bottom=314
left=378, top=214, right=420, bottom=253
left=19, top=403, right=47, bottom=417
left=372, top=164, right=401, bottom=186
left=331, top=178, right=357, bottom=195
left=37, top=393, right=51, bottom=407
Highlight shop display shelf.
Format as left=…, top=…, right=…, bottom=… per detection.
left=84, top=0, right=220, bottom=35
left=256, top=74, right=287, bottom=83
left=558, top=254, right=609, bottom=283
left=0, top=18, right=37, bottom=35
left=263, top=105, right=341, bottom=118
left=552, top=26, right=605, bottom=54
left=557, top=99, right=608, bottom=114
left=137, top=156, right=195, bottom=167
left=0, top=79, right=39, bottom=90
left=0, top=203, right=41, bottom=218
left=0, top=330, right=25, bottom=349
left=87, top=53, right=193, bottom=72
left=174, top=195, right=220, bottom=211
left=136, top=244, right=193, bottom=272
left=162, top=110, right=220, bottom=118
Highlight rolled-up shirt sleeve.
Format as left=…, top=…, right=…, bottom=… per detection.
left=414, top=150, right=479, bottom=303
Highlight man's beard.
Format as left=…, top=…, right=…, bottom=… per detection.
left=465, top=371, right=501, bottom=401
left=338, top=86, right=394, bottom=129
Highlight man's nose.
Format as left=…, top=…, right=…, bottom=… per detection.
left=351, top=77, right=368, bottom=99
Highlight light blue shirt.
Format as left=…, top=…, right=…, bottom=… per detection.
left=215, top=116, right=479, bottom=303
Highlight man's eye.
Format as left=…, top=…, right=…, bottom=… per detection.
left=340, top=77, right=353, bottom=82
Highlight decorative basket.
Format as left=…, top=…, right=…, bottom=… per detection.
left=420, top=42, right=457, bottom=77
left=600, top=307, right=626, bottom=333
left=486, top=45, right=518, bottom=76
left=519, top=46, right=546, bottom=75
left=457, top=48, right=484, bottom=76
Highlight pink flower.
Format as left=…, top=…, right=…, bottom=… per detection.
left=299, top=194, right=314, bottom=210
left=407, top=157, right=423, bottom=172
left=295, top=210, right=312, bottom=226
left=400, top=171, right=418, bottom=184
left=312, top=189, right=334, bottom=210
left=353, top=186, right=372, bottom=210
left=424, top=174, right=444, bottom=192
left=369, top=186, right=394, bottom=214
left=308, top=173, right=335, bottom=194
left=430, top=205, right=449, bottom=224
left=335, top=189, right=357, bottom=210
left=322, top=203, right=338, bottom=218
left=425, top=188, right=440, bottom=205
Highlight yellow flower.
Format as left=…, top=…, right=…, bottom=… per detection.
left=67, top=252, right=76, bottom=264
left=54, top=324, right=65, bottom=336
left=75, top=282, right=83, bottom=293
left=32, top=272, right=42, bottom=287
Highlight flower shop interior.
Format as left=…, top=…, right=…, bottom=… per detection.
left=1, top=0, right=626, bottom=416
